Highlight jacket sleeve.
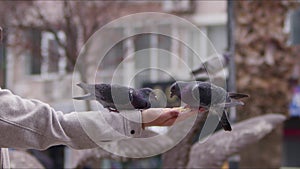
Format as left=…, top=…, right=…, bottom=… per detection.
left=0, top=88, right=143, bottom=150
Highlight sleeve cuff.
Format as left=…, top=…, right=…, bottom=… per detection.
left=120, top=110, right=143, bottom=137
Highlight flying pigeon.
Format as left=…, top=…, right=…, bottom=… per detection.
left=170, top=81, right=249, bottom=131
left=191, top=53, right=230, bottom=76
left=73, top=82, right=157, bottom=112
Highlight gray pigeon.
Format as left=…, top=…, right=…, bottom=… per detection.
left=170, top=81, right=249, bottom=131
left=73, top=82, right=157, bottom=112
left=191, top=53, right=230, bottom=76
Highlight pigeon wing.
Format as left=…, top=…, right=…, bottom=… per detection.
left=192, top=82, right=212, bottom=107
left=191, top=84, right=201, bottom=102
left=107, top=84, right=133, bottom=105
left=94, top=84, right=134, bottom=110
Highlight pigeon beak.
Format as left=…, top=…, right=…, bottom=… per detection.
left=150, top=92, right=158, bottom=101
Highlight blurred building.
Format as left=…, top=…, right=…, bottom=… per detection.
left=4, top=1, right=228, bottom=110
left=2, top=1, right=228, bottom=168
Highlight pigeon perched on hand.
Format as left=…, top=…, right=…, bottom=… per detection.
left=170, top=81, right=249, bottom=131
left=73, top=82, right=157, bottom=112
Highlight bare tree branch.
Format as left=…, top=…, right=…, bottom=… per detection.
left=33, top=3, right=67, bottom=50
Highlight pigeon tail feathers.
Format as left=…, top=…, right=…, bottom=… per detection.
left=228, top=92, right=249, bottom=99
left=77, top=82, right=91, bottom=92
left=222, top=100, right=245, bottom=107
left=73, top=94, right=96, bottom=100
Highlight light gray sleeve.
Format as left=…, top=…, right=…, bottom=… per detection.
left=0, top=88, right=143, bottom=150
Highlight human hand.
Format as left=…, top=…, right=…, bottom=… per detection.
left=141, top=107, right=206, bottom=128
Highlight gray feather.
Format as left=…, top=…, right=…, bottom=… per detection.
left=77, top=82, right=96, bottom=94
left=74, top=82, right=156, bottom=112
left=170, top=81, right=249, bottom=131
left=73, top=94, right=96, bottom=100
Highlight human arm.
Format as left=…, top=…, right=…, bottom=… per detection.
left=0, top=88, right=148, bottom=149
left=0, top=88, right=99, bottom=149
left=0, top=88, right=198, bottom=150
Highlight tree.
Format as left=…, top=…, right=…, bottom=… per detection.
left=235, top=1, right=300, bottom=168
left=1, top=1, right=161, bottom=110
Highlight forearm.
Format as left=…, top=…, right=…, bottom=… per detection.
left=0, top=88, right=142, bottom=150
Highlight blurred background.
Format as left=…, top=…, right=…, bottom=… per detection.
left=0, top=1, right=300, bottom=169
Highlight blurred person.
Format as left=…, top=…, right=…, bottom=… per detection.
left=288, top=77, right=300, bottom=117
left=0, top=87, right=199, bottom=168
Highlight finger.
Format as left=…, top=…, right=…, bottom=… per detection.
left=160, top=110, right=179, bottom=120
left=177, top=109, right=197, bottom=122
left=148, top=109, right=179, bottom=125
left=162, top=117, right=178, bottom=126
left=154, top=110, right=179, bottom=126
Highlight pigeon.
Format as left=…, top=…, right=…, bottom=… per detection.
left=73, top=82, right=157, bottom=112
left=191, top=53, right=230, bottom=76
left=170, top=81, right=249, bottom=131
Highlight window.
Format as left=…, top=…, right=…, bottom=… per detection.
left=26, top=28, right=42, bottom=75
left=188, top=25, right=227, bottom=69
left=47, top=39, right=60, bottom=73
left=95, top=22, right=226, bottom=88
left=134, top=33, right=151, bottom=69
left=41, top=31, right=66, bottom=75
left=26, top=29, right=66, bottom=76
left=206, top=25, right=227, bottom=55
left=99, top=28, right=125, bottom=71
left=96, top=28, right=125, bottom=84
left=162, top=0, right=194, bottom=13
left=133, top=32, right=172, bottom=87
left=133, top=33, right=151, bottom=87
left=290, top=8, right=300, bottom=45
left=157, top=34, right=172, bottom=68
left=99, top=41, right=124, bottom=71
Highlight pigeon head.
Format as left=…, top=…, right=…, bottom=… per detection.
left=170, top=82, right=181, bottom=98
left=138, top=88, right=158, bottom=101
